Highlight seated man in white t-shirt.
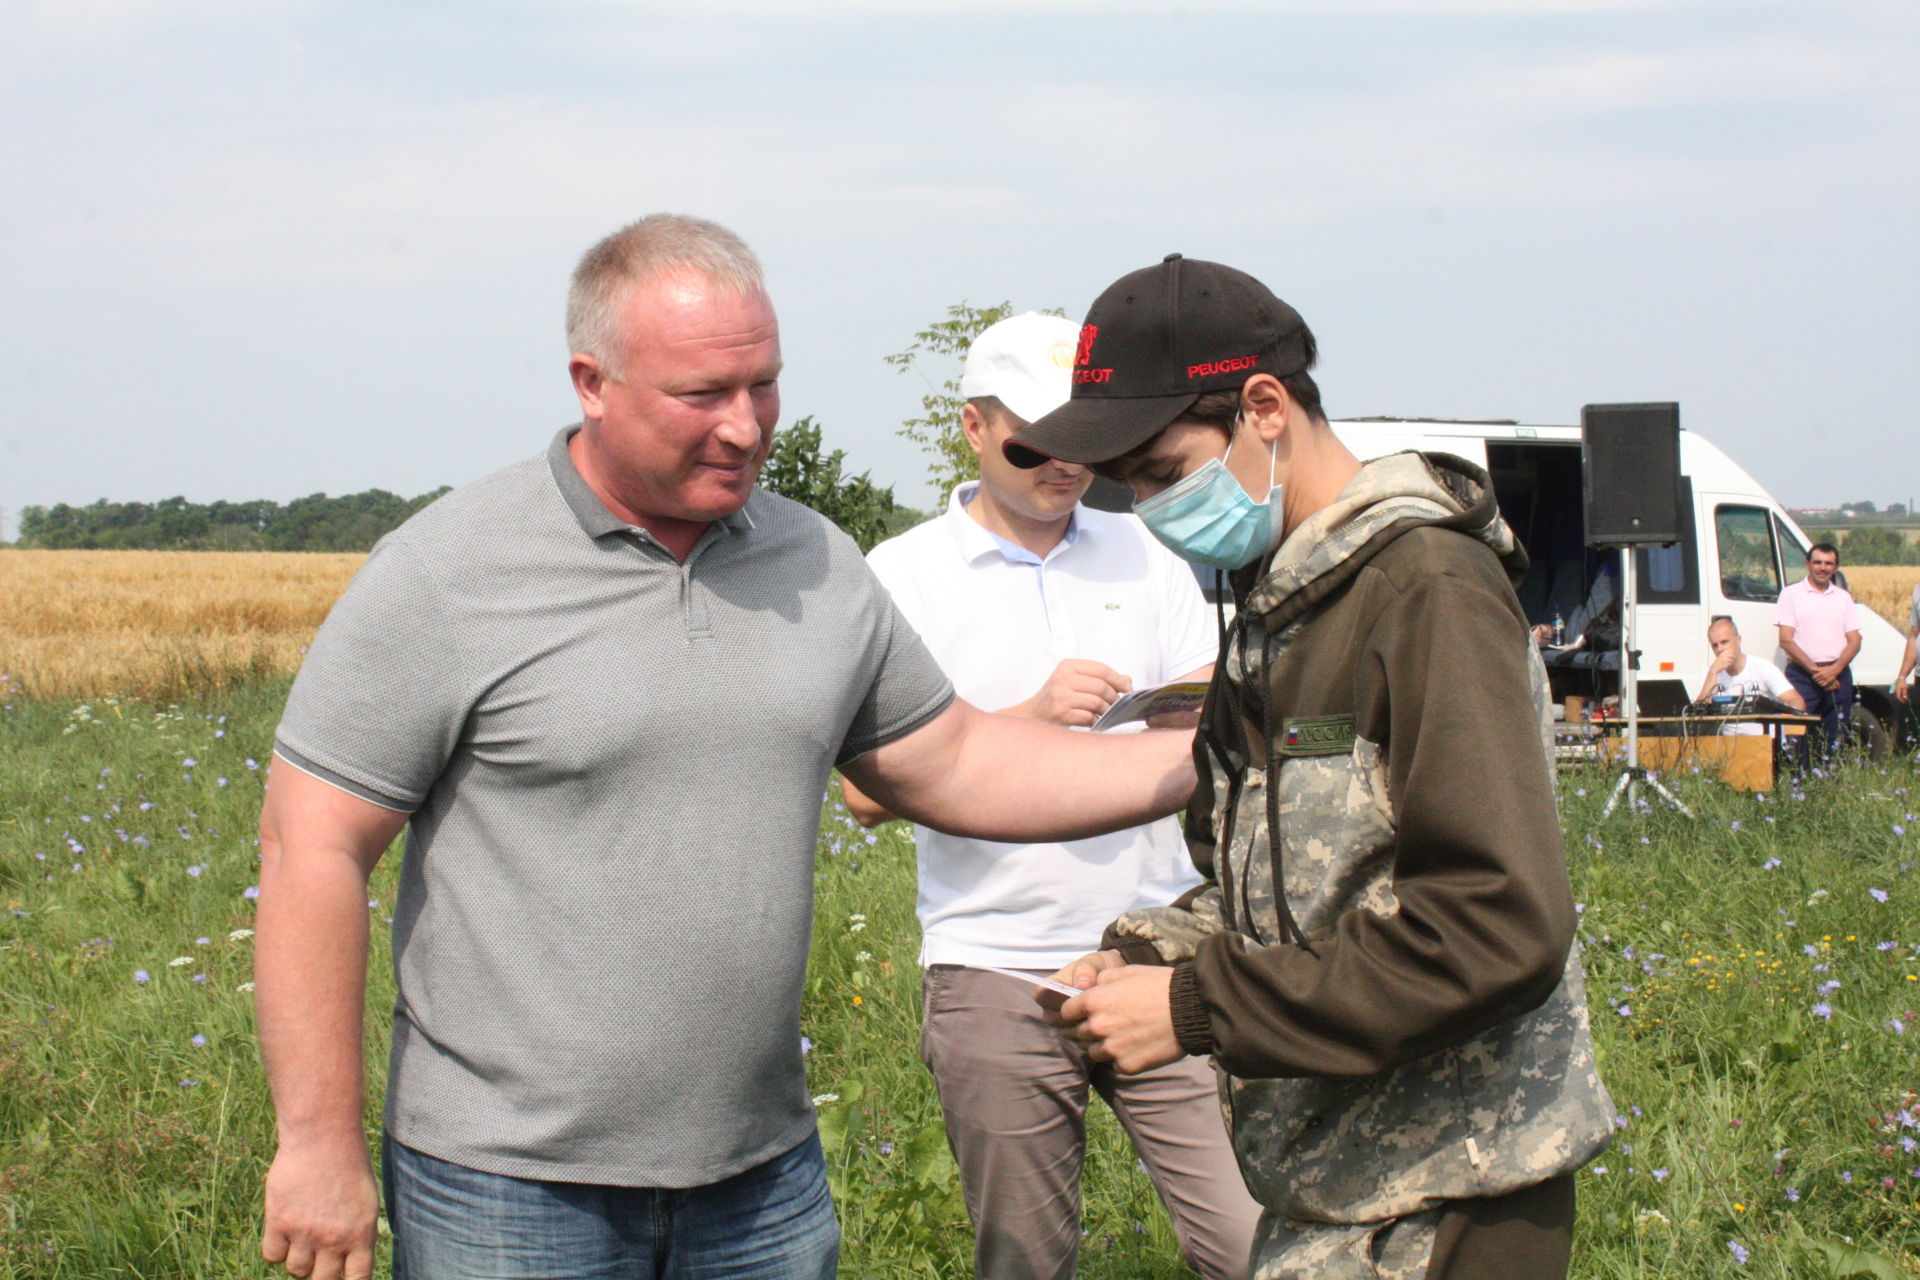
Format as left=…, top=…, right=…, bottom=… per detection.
left=1695, top=614, right=1804, bottom=734
left=841, top=313, right=1258, bottom=1280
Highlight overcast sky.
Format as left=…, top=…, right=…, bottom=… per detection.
left=2, top=0, right=1914, bottom=539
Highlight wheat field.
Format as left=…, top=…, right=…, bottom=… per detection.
left=1839, top=565, right=1920, bottom=630
left=0, top=550, right=363, bottom=700
left=3, top=553, right=1915, bottom=703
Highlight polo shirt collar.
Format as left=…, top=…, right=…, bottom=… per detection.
left=943, top=480, right=1081, bottom=567
left=547, top=425, right=756, bottom=543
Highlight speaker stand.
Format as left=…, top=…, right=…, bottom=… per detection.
left=1596, top=547, right=1693, bottom=820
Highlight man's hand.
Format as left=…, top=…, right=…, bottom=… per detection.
left=1011, top=659, right=1133, bottom=727
left=1529, top=623, right=1553, bottom=646
left=1052, top=963, right=1183, bottom=1075
left=1814, top=663, right=1840, bottom=690
left=1898, top=680, right=1911, bottom=705
left=1707, top=650, right=1735, bottom=678
left=1038, top=948, right=1125, bottom=1020
left=261, top=1139, right=379, bottom=1280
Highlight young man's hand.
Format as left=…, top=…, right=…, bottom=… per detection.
left=1050, top=963, right=1183, bottom=1075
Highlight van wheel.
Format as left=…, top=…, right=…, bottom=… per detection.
left=1850, top=704, right=1891, bottom=763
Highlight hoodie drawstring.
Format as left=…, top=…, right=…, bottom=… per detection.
left=1262, top=619, right=1317, bottom=956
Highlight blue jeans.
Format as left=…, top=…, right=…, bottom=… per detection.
left=383, top=1132, right=839, bottom=1280
left=1785, top=662, right=1854, bottom=770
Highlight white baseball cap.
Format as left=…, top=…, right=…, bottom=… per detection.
left=960, top=312, right=1079, bottom=426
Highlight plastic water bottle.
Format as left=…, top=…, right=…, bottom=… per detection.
left=1553, top=611, right=1565, bottom=646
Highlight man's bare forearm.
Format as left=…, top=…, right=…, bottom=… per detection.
left=846, top=700, right=1195, bottom=844
left=254, top=762, right=406, bottom=1147
left=255, top=842, right=377, bottom=1145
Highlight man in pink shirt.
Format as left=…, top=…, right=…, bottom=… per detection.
left=1774, top=542, right=1863, bottom=766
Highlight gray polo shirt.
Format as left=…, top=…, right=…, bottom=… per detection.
left=275, top=427, right=953, bottom=1187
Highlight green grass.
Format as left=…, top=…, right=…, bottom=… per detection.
left=1, top=679, right=1917, bottom=1277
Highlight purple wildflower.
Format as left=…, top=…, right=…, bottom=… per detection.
left=1728, top=1241, right=1749, bottom=1265
left=133, top=969, right=150, bottom=984
left=1870, top=888, right=1889, bottom=903
left=191, top=1034, right=206, bottom=1047
left=1652, top=1167, right=1670, bottom=1181
left=1812, top=1002, right=1833, bottom=1020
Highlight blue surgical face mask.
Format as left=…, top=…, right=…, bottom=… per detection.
left=1133, top=427, right=1282, bottom=571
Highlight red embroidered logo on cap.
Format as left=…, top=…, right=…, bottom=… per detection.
left=1074, top=368, right=1113, bottom=384
left=1074, top=324, right=1099, bottom=368
left=1188, top=354, right=1259, bottom=380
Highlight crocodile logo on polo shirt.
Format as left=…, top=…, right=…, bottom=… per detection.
left=1276, top=715, right=1355, bottom=757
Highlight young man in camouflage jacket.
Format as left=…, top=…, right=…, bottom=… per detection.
left=1006, top=255, right=1615, bottom=1280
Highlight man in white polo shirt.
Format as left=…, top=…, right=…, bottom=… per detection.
left=1775, top=542, right=1863, bottom=765
left=843, top=313, right=1257, bottom=1280
left=1695, top=615, right=1803, bottom=734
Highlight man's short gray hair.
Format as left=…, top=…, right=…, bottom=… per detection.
left=566, top=214, right=765, bottom=378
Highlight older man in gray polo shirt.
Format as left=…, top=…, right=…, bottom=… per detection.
left=254, top=214, right=1199, bottom=1280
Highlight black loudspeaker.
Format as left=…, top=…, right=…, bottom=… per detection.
left=1582, top=402, right=1683, bottom=546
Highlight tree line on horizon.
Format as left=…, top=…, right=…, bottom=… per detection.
left=15, top=489, right=455, bottom=553
left=11, top=414, right=923, bottom=556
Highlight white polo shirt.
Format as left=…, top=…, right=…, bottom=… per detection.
left=866, top=482, right=1217, bottom=969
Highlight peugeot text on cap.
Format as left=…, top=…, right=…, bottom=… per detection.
left=1004, top=254, right=1309, bottom=468
left=959, top=312, right=1080, bottom=426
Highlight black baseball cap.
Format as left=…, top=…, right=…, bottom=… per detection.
left=1004, top=254, right=1310, bottom=468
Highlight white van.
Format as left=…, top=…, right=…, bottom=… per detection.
left=1327, top=417, right=1907, bottom=754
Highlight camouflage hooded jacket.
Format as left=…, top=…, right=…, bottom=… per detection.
left=1103, top=451, right=1614, bottom=1230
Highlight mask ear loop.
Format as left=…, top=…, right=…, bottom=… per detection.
left=1225, top=411, right=1282, bottom=507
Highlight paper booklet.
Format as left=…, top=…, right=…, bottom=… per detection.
left=1092, top=680, right=1209, bottom=732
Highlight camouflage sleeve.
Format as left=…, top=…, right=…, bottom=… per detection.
left=1101, top=881, right=1231, bottom=964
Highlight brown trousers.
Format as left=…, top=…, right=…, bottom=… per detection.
left=921, top=964, right=1262, bottom=1280
left=1427, top=1174, right=1576, bottom=1280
